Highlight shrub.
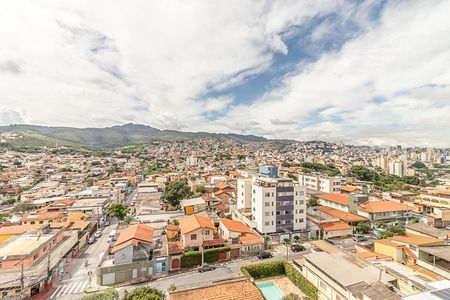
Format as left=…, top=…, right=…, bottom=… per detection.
left=180, top=246, right=230, bottom=268
left=81, top=289, right=119, bottom=300
left=240, top=260, right=285, bottom=279
left=123, top=287, right=165, bottom=300
left=283, top=261, right=318, bottom=300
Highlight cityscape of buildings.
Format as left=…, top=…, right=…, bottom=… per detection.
left=0, top=138, right=449, bottom=299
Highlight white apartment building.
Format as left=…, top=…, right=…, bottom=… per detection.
left=298, top=174, right=342, bottom=194
left=237, top=176, right=307, bottom=235
left=388, top=159, right=407, bottom=177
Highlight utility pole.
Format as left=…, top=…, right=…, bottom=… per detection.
left=47, top=250, right=51, bottom=280
left=20, top=259, right=24, bottom=299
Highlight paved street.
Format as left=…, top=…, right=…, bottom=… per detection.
left=49, top=223, right=117, bottom=300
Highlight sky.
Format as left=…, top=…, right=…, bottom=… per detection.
left=1, top=0, right=450, bottom=147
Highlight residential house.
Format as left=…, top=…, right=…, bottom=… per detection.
left=405, top=223, right=448, bottom=240
left=219, top=218, right=263, bottom=257
left=179, top=214, right=223, bottom=250
left=97, top=224, right=168, bottom=285
left=180, top=197, right=207, bottom=215
left=20, top=211, right=64, bottom=225
left=358, top=201, right=412, bottom=222
left=417, top=245, right=450, bottom=280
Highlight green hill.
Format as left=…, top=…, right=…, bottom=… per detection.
left=0, top=123, right=268, bottom=147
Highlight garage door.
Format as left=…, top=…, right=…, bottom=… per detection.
left=102, top=273, right=115, bottom=285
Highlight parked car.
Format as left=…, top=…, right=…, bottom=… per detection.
left=353, top=234, right=368, bottom=242
left=88, top=236, right=96, bottom=244
left=105, top=221, right=110, bottom=226
left=290, top=244, right=306, bottom=252
left=258, top=251, right=273, bottom=259
left=198, top=264, right=215, bottom=273
left=94, top=230, right=102, bottom=239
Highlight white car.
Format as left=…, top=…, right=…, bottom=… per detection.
left=94, top=230, right=102, bottom=239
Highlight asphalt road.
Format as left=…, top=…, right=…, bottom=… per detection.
left=49, top=223, right=117, bottom=300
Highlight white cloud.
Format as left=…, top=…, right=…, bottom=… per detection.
left=0, top=1, right=449, bottom=146
left=217, top=0, right=450, bottom=146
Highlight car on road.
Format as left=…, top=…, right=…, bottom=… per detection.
left=198, top=264, right=216, bottom=273
left=352, top=234, right=368, bottom=242
left=258, top=251, right=273, bottom=259
left=290, top=244, right=306, bottom=252
left=94, top=230, right=102, bottom=239
left=88, top=236, right=96, bottom=244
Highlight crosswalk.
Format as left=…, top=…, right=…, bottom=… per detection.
left=49, top=280, right=89, bottom=299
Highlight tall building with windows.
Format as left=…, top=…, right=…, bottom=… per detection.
left=251, top=177, right=306, bottom=235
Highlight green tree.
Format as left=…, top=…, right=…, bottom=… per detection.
left=81, top=289, right=119, bottom=300
left=162, top=181, right=192, bottom=207
left=348, top=166, right=379, bottom=182
left=0, top=213, right=9, bottom=223
left=108, top=203, right=128, bottom=223
left=123, top=287, right=165, bottom=300
left=196, top=185, right=206, bottom=194
left=411, top=161, right=427, bottom=169
left=356, top=223, right=370, bottom=234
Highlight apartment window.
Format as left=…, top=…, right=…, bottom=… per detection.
left=295, top=200, right=298, bottom=205
left=39, top=221, right=44, bottom=224
left=265, top=192, right=271, bottom=197
left=253, top=189, right=255, bottom=194
left=31, top=221, right=35, bottom=225
left=295, top=219, right=298, bottom=223
left=204, top=230, right=210, bottom=235
left=271, top=221, right=274, bottom=225
left=300, top=200, right=304, bottom=204
left=265, top=221, right=270, bottom=226
left=265, top=202, right=271, bottom=207
left=299, top=218, right=304, bottom=223
left=265, top=212, right=270, bottom=217
left=272, top=202, right=274, bottom=206
left=132, top=268, right=138, bottom=279
left=191, top=234, right=197, bottom=240
left=271, top=211, right=274, bottom=216
left=271, top=192, right=274, bottom=197
left=299, top=209, right=304, bottom=213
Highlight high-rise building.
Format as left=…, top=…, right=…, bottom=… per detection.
left=237, top=174, right=307, bottom=235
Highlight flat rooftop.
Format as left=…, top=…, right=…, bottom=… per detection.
left=70, top=197, right=109, bottom=207
left=0, top=232, right=54, bottom=258
left=406, top=223, right=449, bottom=239
left=419, top=245, right=450, bottom=261
left=304, top=251, right=396, bottom=288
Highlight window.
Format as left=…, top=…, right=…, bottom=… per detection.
left=30, top=221, right=35, bottom=225
left=300, top=218, right=304, bottom=223
left=265, top=221, right=270, bottom=226
left=272, top=202, right=274, bottom=206
left=265, top=212, right=270, bottom=217
left=33, top=254, right=38, bottom=260
left=299, top=209, right=304, bottom=213
left=271, top=192, right=274, bottom=197
left=204, top=230, right=210, bottom=235
left=39, top=221, right=44, bottom=224
left=271, top=211, right=274, bottom=216
left=265, top=192, right=271, bottom=197
left=265, top=202, right=271, bottom=206
left=132, top=268, right=138, bottom=279
left=271, top=221, right=274, bottom=225
left=300, top=200, right=304, bottom=204
left=43, top=246, right=47, bottom=252
left=319, top=280, right=327, bottom=292
left=191, top=234, right=197, bottom=240
left=295, top=191, right=298, bottom=196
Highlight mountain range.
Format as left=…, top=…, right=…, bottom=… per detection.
left=0, top=124, right=268, bottom=147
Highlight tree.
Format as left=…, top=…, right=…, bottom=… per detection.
left=283, top=294, right=303, bottom=300
left=308, top=196, right=319, bottom=207
left=293, top=236, right=301, bottom=243
left=123, top=287, right=165, bottom=300
left=162, top=181, right=192, bottom=207
left=356, top=223, right=370, bottom=234
left=0, top=213, right=9, bottom=223
left=196, top=185, right=206, bottom=194
left=411, top=161, right=427, bottom=169
left=348, top=166, right=379, bottom=182
left=81, top=289, right=119, bottom=300
left=108, top=203, right=128, bottom=223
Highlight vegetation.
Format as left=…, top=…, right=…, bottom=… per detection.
left=162, top=180, right=192, bottom=207
left=411, top=161, right=427, bottom=169
left=123, top=287, right=165, bottom=300
left=81, top=289, right=119, bottom=300
left=283, top=162, right=340, bottom=177
left=241, top=260, right=318, bottom=300
left=378, top=224, right=406, bottom=239
left=108, top=203, right=128, bottom=223
left=348, top=166, right=427, bottom=191
left=355, top=222, right=370, bottom=234
left=0, top=213, right=9, bottom=223
left=144, top=163, right=172, bottom=175
left=1, top=198, right=16, bottom=205
left=308, top=196, right=319, bottom=207
left=13, top=201, right=34, bottom=213
left=180, top=246, right=230, bottom=268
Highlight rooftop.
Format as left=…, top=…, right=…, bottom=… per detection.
left=179, top=214, right=215, bottom=235
left=111, top=224, right=155, bottom=253
left=169, top=278, right=263, bottom=300
left=320, top=221, right=352, bottom=232
left=358, top=200, right=410, bottom=213
left=419, top=245, right=450, bottom=261
left=0, top=231, right=55, bottom=258
left=304, top=251, right=396, bottom=288
left=406, top=223, right=449, bottom=239
left=318, top=194, right=349, bottom=205
left=317, top=205, right=368, bottom=223
left=220, top=218, right=252, bottom=233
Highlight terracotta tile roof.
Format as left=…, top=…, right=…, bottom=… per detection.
left=166, top=225, right=179, bottom=239
left=358, top=201, right=410, bottom=213
left=390, top=234, right=443, bottom=246
left=202, top=238, right=225, bottom=247
left=320, top=221, right=352, bottom=232
left=239, top=233, right=263, bottom=245
left=20, top=211, right=63, bottom=222
left=214, top=203, right=229, bottom=213
left=215, top=182, right=235, bottom=191
left=317, top=206, right=368, bottom=223
left=318, top=194, right=349, bottom=205
left=69, top=221, right=92, bottom=231
left=0, top=224, right=42, bottom=235
left=220, top=218, right=252, bottom=233
left=168, top=241, right=183, bottom=255
left=356, top=251, right=391, bottom=260
left=111, top=224, right=154, bottom=253
left=169, top=279, right=263, bottom=300
left=49, top=221, right=71, bottom=229
left=179, top=214, right=215, bottom=235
